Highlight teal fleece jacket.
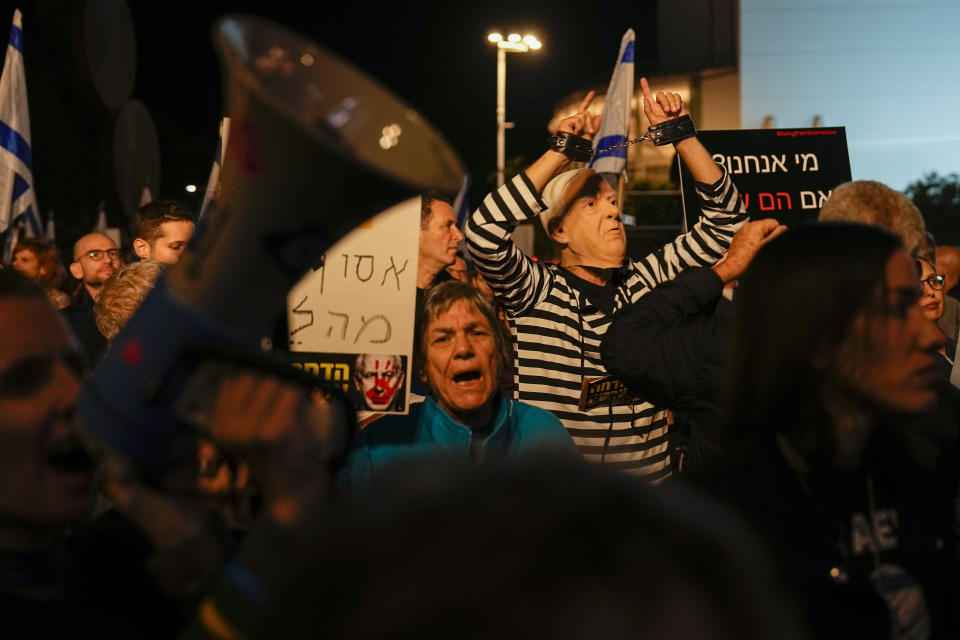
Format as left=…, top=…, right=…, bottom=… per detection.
left=340, top=394, right=576, bottom=491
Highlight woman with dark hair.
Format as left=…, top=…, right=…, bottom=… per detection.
left=704, top=223, right=960, bottom=639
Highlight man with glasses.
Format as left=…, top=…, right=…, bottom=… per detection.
left=62, top=232, right=123, bottom=363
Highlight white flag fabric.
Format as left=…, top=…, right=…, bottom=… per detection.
left=199, top=117, right=230, bottom=221
left=0, top=9, right=40, bottom=260
left=590, top=29, right=635, bottom=178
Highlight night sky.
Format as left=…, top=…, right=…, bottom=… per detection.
left=2, top=0, right=659, bottom=251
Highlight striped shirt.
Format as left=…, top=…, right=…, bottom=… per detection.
left=465, top=170, right=747, bottom=481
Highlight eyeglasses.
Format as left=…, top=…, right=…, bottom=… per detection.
left=78, top=249, right=120, bottom=262
left=920, top=274, right=945, bottom=292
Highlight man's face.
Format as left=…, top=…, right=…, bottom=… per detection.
left=71, top=233, right=121, bottom=287
left=835, top=251, right=946, bottom=414
left=552, top=174, right=626, bottom=268
left=147, top=220, right=194, bottom=265
left=446, top=256, right=468, bottom=282
left=11, top=249, right=40, bottom=281
left=0, top=298, right=94, bottom=530
left=420, top=202, right=463, bottom=271
left=422, top=300, right=498, bottom=418
left=354, top=355, right=405, bottom=411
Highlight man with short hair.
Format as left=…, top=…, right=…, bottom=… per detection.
left=131, top=200, right=195, bottom=265
left=418, top=191, right=462, bottom=291
left=62, top=232, right=122, bottom=362
left=464, top=80, right=747, bottom=480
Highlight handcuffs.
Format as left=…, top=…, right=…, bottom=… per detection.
left=549, top=114, right=697, bottom=163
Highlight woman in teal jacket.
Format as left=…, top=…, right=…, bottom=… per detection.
left=341, top=281, right=576, bottom=490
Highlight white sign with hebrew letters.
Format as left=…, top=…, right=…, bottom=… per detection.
left=286, top=197, right=419, bottom=416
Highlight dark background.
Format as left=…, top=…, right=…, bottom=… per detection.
left=2, top=0, right=664, bottom=254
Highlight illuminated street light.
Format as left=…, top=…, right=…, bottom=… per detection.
left=185, top=184, right=197, bottom=193
left=487, top=31, right=541, bottom=186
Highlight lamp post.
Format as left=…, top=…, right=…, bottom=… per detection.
left=487, top=32, right=541, bottom=186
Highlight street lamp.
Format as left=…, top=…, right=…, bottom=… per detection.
left=488, top=31, right=541, bottom=186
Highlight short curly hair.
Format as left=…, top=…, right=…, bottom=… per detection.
left=94, top=259, right=166, bottom=341
left=818, top=181, right=925, bottom=257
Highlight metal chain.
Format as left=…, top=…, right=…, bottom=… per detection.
left=592, top=135, right=649, bottom=158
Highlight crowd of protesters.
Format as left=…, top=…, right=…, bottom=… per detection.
left=1, top=75, right=959, bottom=640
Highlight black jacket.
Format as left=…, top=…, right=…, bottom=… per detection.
left=693, top=432, right=960, bottom=639
left=600, top=266, right=730, bottom=469
left=61, top=287, right=107, bottom=365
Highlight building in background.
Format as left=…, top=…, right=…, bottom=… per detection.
left=549, top=0, right=958, bottom=192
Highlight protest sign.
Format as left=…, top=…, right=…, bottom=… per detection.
left=679, top=128, right=851, bottom=229
left=286, top=197, right=419, bottom=416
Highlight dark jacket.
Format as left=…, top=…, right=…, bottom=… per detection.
left=600, top=266, right=730, bottom=470
left=341, top=394, right=576, bottom=491
left=694, top=431, right=960, bottom=640
left=61, top=287, right=107, bottom=365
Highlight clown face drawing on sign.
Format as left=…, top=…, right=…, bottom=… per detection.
left=353, top=354, right=406, bottom=412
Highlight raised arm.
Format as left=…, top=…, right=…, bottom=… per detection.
left=629, top=78, right=748, bottom=289
left=464, top=94, right=601, bottom=315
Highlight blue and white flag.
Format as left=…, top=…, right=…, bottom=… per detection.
left=199, top=117, right=230, bottom=221
left=590, top=29, right=635, bottom=182
left=0, top=9, right=40, bottom=264
left=453, top=172, right=471, bottom=230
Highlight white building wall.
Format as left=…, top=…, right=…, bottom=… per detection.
left=741, top=0, right=960, bottom=189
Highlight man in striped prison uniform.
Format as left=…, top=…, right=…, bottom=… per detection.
left=464, top=80, right=747, bottom=480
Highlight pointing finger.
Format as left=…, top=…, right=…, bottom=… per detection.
left=640, top=77, right=653, bottom=101
left=577, top=90, right=596, bottom=114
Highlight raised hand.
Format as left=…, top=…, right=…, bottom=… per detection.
left=556, top=90, right=602, bottom=141
left=640, top=77, right=688, bottom=127
left=712, top=218, right=788, bottom=284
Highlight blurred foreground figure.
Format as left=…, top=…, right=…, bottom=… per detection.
left=0, top=271, right=182, bottom=637
left=701, top=224, right=960, bottom=639
left=341, top=282, right=574, bottom=489
left=189, top=460, right=804, bottom=640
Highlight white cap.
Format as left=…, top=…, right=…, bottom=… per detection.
left=539, top=168, right=593, bottom=234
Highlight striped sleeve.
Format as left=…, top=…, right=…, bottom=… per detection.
left=464, top=172, right=553, bottom=316
left=632, top=169, right=748, bottom=289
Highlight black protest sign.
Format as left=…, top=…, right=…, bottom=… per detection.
left=679, top=128, right=851, bottom=229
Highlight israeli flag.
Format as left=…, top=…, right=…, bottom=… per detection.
left=453, top=172, right=471, bottom=230
left=199, top=117, right=230, bottom=221
left=0, top=9, right=40, bottom=246
left=590, top=29, right=635, bottom=182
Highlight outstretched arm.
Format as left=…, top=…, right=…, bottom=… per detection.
left=627, top=78, right=748, bottom=290
left=464, top=93, right=601, bottom=316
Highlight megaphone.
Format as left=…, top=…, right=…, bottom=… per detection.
left=77, top=15, right=465, bottom=477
